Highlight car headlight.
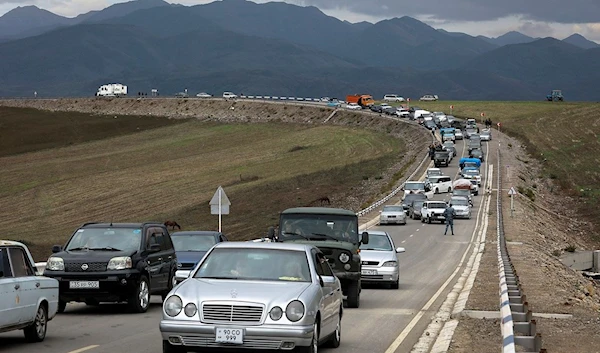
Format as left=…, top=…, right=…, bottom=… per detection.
left=107, top=256, right=132, bottom=270
left=46, top=257, right=64, bottom=271
left=339, top=252, right=350, bottom=263
left=269, top=306, right=283, bottom=321
left=382, top=261, right=398, bottom=267
left=285, top=300, right=305, bottom=322
left=165, top=295, right=183, bottom=317
left=184, top=303, right=197, bottom=317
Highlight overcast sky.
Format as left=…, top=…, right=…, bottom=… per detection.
left=1, top=0, right=599, bottom=42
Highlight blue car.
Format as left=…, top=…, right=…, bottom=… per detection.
left=171, top=231, right=228, bottom=283
left=459, top=157, right=481, bottom=169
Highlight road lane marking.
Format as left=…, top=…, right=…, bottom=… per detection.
left=67, top=345, right=99, bottom=353
left=401, top=240, right=406, bottom=243
left=416, top=228, right=420, bottom=231
left=410, top=234, right=414, bottom=237
left=384, top=139, right=491, bottom=353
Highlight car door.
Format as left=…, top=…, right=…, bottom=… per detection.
left=161, top=230, right=177, bottom=287
left=313, top=250, right=336, bottom=336
left=145, top=227, right=164, bottom=290
left=0, top=247, right=20, bottom=329
left=7, top=246, right=38, bottom=324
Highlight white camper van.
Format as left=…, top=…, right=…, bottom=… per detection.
left=96, top=83, right=128, bottom=97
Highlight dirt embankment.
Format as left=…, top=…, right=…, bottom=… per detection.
left=0, top=97, right=432, bottom=213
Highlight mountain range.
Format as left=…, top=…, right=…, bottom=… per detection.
left=0, top=0, right=599, bottom=100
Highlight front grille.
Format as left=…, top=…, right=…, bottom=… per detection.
left=362, top=261, right=379, bottom=266
left=202, top=304, right=264, bottom=324
left=65, top=262, right=107, bottom=272
left=180, top=334, right=282, bottom=349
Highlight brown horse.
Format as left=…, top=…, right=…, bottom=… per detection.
left=316, top=196, right=331, bottom=206
left=164, top=221, right=181, bottom=230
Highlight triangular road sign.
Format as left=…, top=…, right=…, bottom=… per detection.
left=508, top=187, right=517, bottom=195
left=210, top=186, right=231, bottom=206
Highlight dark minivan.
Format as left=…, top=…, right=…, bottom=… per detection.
left=44, top=222, right=177, bottom=313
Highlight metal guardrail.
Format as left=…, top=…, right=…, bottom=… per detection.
left=497, top=148, right=545, bottom=353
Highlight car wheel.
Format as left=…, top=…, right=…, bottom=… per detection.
left=23, top=304, right=47, bottom=342
left=346, top=280, right=360, bottom=308
left=326, top=312, right=342, bottom=348
left=57, top=300, right=66, bottom=313
left=391, top=278, right=399, bottom=289
left=162, top=340, right=186, bottom=353
left=448, top=187, right=452, bottom=193
left=129, top=275, right=150, bottom=313
left=427, top=217, right=432, bottom=224
left=435, top=188, right=439, bottom=194
left=162, top=271, right=177, bottom=302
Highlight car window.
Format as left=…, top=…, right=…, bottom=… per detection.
left=172, top=234, right=217, bottom=252
left=8, top=247, right=34, bottom=277
left=0, top=248, right=13, bottom=278
left=316, top=252, right=335, bottom=277
left=67, top=227, right=142, bottom=251
left=360, top=234, right=392, bottom=251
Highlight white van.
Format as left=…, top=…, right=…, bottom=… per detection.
left=223, top=92, right=238, bottom=99
left=428, top=175, right=453, bottom=194
left=383, top=94, right=405, bottom=102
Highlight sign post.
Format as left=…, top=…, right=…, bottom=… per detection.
left=450, top=105, right=454, bottom=114
left=210, top=186, right=231, bottom=232
left=508, top=187, right=517, bottom=217
left=497, top=122, right=501, bottom=134
left=407, top=97, right=410, bottom=109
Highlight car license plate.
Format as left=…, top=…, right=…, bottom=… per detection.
left=215, top=328, right=243, bottom=344
left=362, top=269, right=377, bottom=275
left=69, top=281, right=99, bottom=289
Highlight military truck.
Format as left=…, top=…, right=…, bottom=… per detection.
left=269, top=207, right=369, bottom=308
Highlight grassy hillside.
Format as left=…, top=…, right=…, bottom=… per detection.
left=415, top=100, right=600, bottom=233
left=0, top=112, right=403, bottom=260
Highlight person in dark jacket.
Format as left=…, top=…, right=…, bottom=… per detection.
left=443, top=205, right=456, bottom=235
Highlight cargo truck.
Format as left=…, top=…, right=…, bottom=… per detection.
left=96, top=83, right=127, bottom=97
left=346, top=94, right=375, bottom=107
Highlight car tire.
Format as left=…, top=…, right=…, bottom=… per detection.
left=162, top=271, right=177, bottom=302
left=298, top=321, right=319, bottom=353
left=326, top=312, right=342, bottom=348
left=448, top=187, right=452, bottom=193
left=391, top=278, right=399, bottom=289
left=23, top=304, right=47, bottom=342
left=57, top=300, right=66, bottom=314
left=346, top=280, right=360, bottom=308
left=129, top=275, right=150, bottom=313
left=162, top=340, right=186, bottom=353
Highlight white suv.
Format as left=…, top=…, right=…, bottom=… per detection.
left=383, top=94, right=405, bottom=102
left=428, top=175, right=453, bottom=194
left=222, top=92, right=237, bottom=99
left=421, top=201, right=448, bottom=223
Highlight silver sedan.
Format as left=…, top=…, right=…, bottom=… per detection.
left=359, top=231, right=405, bottom=289
left=379, top=205, right=407, bottom=225
left=160, top=242, right=343, bottom=353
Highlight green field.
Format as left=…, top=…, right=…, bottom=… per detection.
left=0, top=107, right=404, bottom=260
left=410, top=101, right=600, bottom=235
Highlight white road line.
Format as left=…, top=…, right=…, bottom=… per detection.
left=401, top=240, right=406, bottom=243
left=384, top=138, right=490, bottom=353
left=67, top=345, right=99, bottom=353
left=410, top=234, right=414, bottom=237
left=416, top=228, right=420, bottom=231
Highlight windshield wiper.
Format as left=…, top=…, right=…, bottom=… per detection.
left=201, top=276, right=239, bottom=280
left=310, top=233, right=340, bottom=242
left=282, top=231, right=311, bottom=240
left=67, top=247, right=89, bottom=251
left=88, top=246, right=122, bottom=251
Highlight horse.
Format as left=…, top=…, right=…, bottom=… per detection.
left=316, top=196, right=331, bottom=206
left=164, top=221, right=181, bottom=230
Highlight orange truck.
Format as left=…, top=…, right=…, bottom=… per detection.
left=346, top=94, right=375, bottom=107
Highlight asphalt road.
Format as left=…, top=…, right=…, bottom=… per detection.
left=0, top=135, right=494, bottom=353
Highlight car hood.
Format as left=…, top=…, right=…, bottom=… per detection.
left=359, top=250, right=396, bottom=264
left=428, top=208, right=446, bottom=213
left=452, top=205, right=470, bottom=211
left=55, top=249, right=136, bottom=261
left=174, top=278, right=312, bottom=304
left=282, top=239, right=357, bottom=252
left=176, top=251, right=207, bottom=264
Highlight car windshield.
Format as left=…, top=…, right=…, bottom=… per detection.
left=428, top=202, right=447, bottom=209
left=360, top=233, right=392, bottom=251
left=451, top=198, right=469, bottom=206
left=464, top=170, right=479, bottom=176
left=405, top=182, right=425, bottom=190
left=195, top=248, right=311, bottom=282
left=65, top=227, right=142, bottom=251
left=454, top=190, right=470, bottom=195
left=383, top=206, right=403, bottom=212
left=172, top=234, right=217, bottom=252
left=279, top=214, right=358, bottom=243
left=412, top=200, right=425, bottom=208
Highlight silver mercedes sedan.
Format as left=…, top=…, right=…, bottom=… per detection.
left=160, top=242, right=343, bottom=352
left=379, top=205, right=407, bottom=225
left=359, top=231, right=405, bottom=289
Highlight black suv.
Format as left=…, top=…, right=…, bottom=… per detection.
left=44, top=222, right=177, bottom=313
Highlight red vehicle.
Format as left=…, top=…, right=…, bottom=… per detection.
left=346, top=94, right=375, bottom=107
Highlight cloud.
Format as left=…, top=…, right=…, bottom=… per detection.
left=289, top=0, right=600, bottom=24
left=518, top=21, right=554, bottom=38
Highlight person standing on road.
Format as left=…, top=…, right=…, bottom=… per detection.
left=443, top=204, right=456, bottom=235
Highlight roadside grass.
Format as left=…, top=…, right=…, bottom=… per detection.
left=0, top=106, right=186, bottom=157
left=412, top=100, right=600, bottom=238
left=1, top=119, right=403, bottom=260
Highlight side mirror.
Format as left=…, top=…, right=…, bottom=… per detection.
left=267, top=226, right=275, bottom=240
left=52, top=245, right=62, bottom=253
left=149, top=244, right=161, bottom=252
left=319, top=276, right=324, bottom=287
left=361, top=231, right=369, bottom=244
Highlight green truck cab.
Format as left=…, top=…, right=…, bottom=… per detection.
left=268, top=207, right=369, bottom=308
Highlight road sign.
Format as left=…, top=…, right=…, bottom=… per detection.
left=407, top=98, right=410, bottom=102
left=480, top=112, right=485, bottom=117
left=210, top=186, right=231, bottom=232
left=450, top=105, right=454, bottom=109
left=508, top=187, right=517, bottom=195
left=497, top=122, right=501, bottom=127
